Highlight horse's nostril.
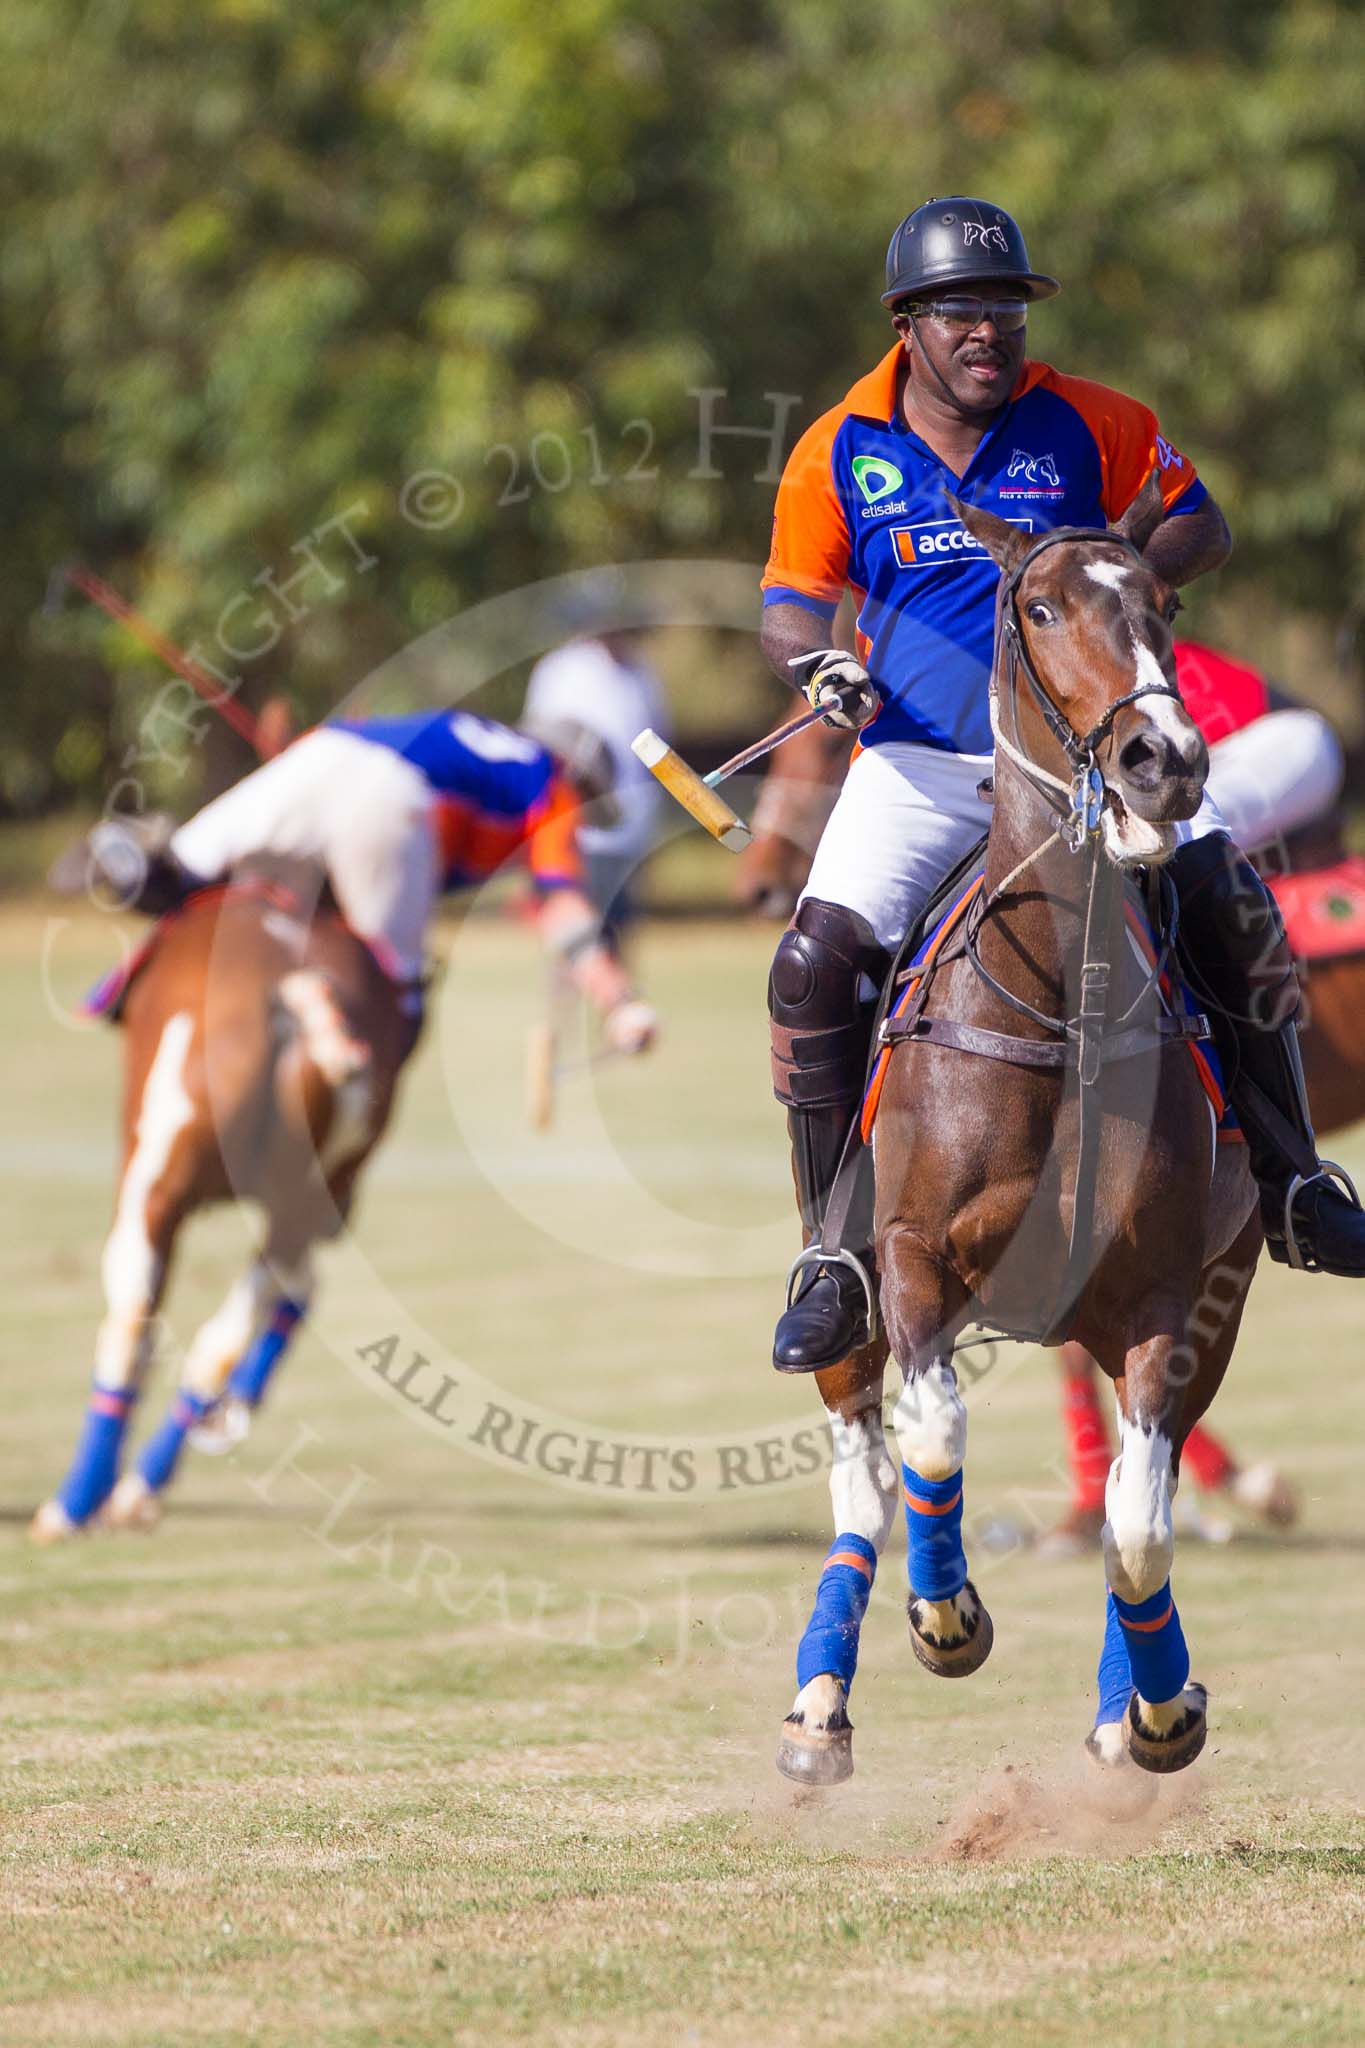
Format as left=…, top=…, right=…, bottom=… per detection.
left=1118, top=733, right=1161, bottom=784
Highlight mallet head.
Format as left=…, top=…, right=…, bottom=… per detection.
left=631, top=730, right=751, bottom=851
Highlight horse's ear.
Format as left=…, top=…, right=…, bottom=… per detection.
left=950, top=494, right=1032, bottom=574
left=1112, top=469, right=1166, bottom=553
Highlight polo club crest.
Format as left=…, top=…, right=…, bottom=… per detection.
left=1007, top=449, right=1062, bottom=488
left=962, top=222, right=1009, bottom=253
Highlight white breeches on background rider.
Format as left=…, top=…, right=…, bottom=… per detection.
left=171, top=728, right=438, bottom=983
left=798, top=740, right=1227, bottom=950
left=1204, top=708, right=1344, bottom=856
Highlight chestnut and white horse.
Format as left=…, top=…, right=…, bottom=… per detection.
left=32, top=884, right=411, bottom=1540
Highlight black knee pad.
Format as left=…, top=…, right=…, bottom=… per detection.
left=769, top=898, right=888, bottom=1109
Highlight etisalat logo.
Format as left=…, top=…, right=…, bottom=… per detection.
left=851, top=454, right=908, bottom=518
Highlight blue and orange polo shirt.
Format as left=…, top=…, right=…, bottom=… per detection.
left=331, top=708, right=583, bottom=893
left=762, top=344, right=1208, bottom=755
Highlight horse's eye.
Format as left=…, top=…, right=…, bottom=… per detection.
left=1165, top=594, right=1183, bottom=623
left=1025, top=601, right=1054, bottom=627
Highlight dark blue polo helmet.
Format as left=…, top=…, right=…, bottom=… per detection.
left=882, top=197, right=1060, bottom=309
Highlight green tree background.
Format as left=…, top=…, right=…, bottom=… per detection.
left=1, top=0, right=1360, bottom=816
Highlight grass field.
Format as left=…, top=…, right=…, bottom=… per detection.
left=1, top=900, right=1362, bottom=2048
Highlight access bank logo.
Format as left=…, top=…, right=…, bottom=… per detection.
left=891, top=514, right=1034, bottom=568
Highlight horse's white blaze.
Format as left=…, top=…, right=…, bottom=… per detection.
left=95, top=1011, right=196, bottom=1386
left=1103, top=1415, right=1175, bottom=1605
left=892, top=1358, right=966, bottom=1480
left=790, top=1671, right=846, bottom=1729
left=182, top=1263, right=275, bottom=1399
left=1085, top=561, right=1131, bottom=592
left=1134, top=651, right=1205, bottom=766
left=829, top=1408, right=898, bottom=1549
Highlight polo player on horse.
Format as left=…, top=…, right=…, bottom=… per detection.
left=762, top=195, right=1365, bottom=1374
left=91, top=704, right=658, bottom=1059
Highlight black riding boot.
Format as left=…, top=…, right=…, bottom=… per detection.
left=1171, top=832, right=1365, bottom=1275
left=89, top=820, right=203, bottom=917
left=768, top=900, right=886, bottom=1372
left=772, top=1104, right=878, bottom=1371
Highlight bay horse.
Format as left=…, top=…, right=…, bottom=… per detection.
left=31, top=882, right=411, bottom=1541
left=778, top=478, right=1260, bottom=1785
left=742, top=660, right=1364, bottom=1541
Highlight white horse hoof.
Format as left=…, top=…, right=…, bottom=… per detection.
left=1230, top=1460, right=1298, bottom=1529
left=29, top=1499, right=77, bottom=1546
left=777, top=1713, right=854, bottom=1785
left=1083, top=1720, right=1159, bottom=1814
left=103, top=1473, right=161, bottom=1531
left=188, top=1399, right=250, bottom=1456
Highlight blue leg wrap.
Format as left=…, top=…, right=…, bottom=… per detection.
left=224, top=1298, right=307, bottom=1407
left=795, top=1533, right=877, bottom=1691
left=56, top=1384, right=136, bottom=1523
left=1095, top=1590, right=1136, bottom=1728
left=903, top=1464, right=967, bottom=1601
left=136, top=1390, right=217, bottom=1493
left=1113, top=1579, right=1190, bottom=1706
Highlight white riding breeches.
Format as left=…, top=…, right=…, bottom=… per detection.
left=1204, top=708, right=1344, bottom=855
left=798, top=739, right=1226, bottom=950
left=171, top=728, right=438, bottom=983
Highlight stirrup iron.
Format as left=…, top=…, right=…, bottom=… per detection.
left=1281, top=1160, right=1364, bottom=1273
left=784, top=1244, right=879, bottom=1344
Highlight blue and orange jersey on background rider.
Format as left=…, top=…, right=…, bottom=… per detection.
left=330, top=708, right=583, bottom=893
left=761, top=346, right=1208, bottom=755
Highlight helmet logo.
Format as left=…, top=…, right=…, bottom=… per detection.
left=851, top=455, right=905, bottom=506
left=962, top=222, right=1009, bottom=253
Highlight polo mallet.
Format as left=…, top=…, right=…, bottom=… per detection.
left=631, top=702, right=828, bottom=851
left=524, top=960, right=629, bottom=1132
left=45, top=561, right=267, bottom=754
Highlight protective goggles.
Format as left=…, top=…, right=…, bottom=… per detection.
left=897, top=296, right=1029, bottom=333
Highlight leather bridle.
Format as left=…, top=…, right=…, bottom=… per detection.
left=991, top=525, right=1184, bottom=852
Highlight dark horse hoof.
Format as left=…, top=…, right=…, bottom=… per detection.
left=907, top=1580, right=994, bottom=1678
left=776, top=1712, right=854, bottom=1785
left=1124, top=1682, right=1208, bottom=1774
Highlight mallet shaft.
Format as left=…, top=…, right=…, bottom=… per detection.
left=58, top=563, right=265, bottom=755
left=701, top=702, right=827, bottom=787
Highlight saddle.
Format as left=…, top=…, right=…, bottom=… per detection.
left=80, top=879, right=306, bottom=1023
left=859, top=839, right=1231, bottom=1142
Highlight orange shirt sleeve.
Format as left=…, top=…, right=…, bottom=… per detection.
left=1047, top=372, right=1206, bottom=524
left=526, top=774, right=584, bottom=892
left=760, top=407, right=850, bottom=617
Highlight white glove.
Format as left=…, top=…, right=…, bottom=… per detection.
left=788, top=649, right=879, bottom=731
left=603, top=997, right=658, bottom=1057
